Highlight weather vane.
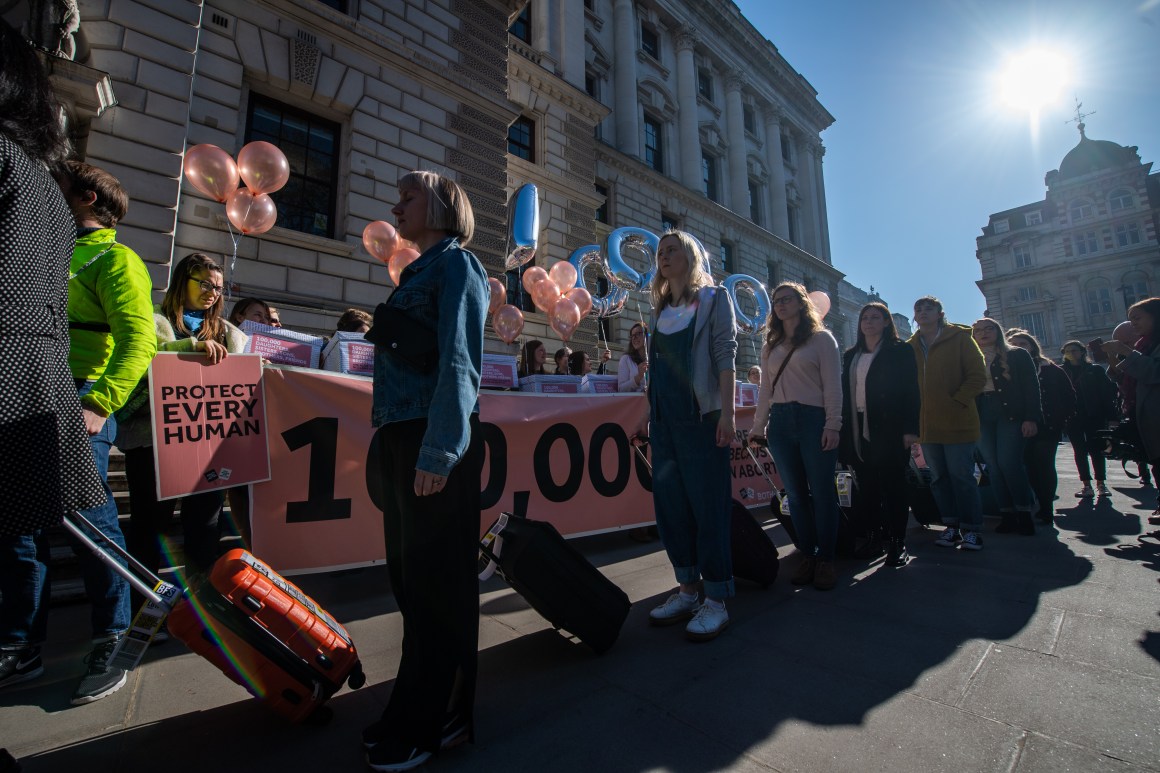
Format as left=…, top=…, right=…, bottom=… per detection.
left=1065, top=96, right=1094, bottom=138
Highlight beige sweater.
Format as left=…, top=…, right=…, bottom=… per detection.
left=752, top=329, right=843, bottom=433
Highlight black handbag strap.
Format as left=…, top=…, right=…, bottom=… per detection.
left=767, top=343, right=798, bottom=397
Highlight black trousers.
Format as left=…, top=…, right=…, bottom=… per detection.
left=376, top=415, right=483, bottom=751
left=850, top=419, right=911, bottom=541
left=124, top=446, right=223, bottom=608
left=1024, top=429, right=1062, bottom=516
left=1068, top=422, right=1107, bottom=482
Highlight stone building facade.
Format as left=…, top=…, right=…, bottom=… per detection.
left=20, top=0, right=847, bottom=369
left=976, top=123, right=1159, bottom=356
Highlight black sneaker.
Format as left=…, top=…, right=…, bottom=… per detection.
left=0, top=646, right=43, bottom=689
left=71, top=638, right=128, bottom=705
left=363, top=713, right=472, bottom=752
left=365, top=737, right=432, bottom=772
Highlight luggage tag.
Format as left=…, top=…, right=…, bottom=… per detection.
left=835, top=471, right=854, bottom=508
left=478, top=513, right=509, bottom=581
left=109, top=580, right=182, bottom=671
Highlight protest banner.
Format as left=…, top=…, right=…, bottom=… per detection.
left=149, top=353, right=270, bottom=500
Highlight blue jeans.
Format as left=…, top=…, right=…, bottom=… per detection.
left=651, top=413, right=734, bottom=600
left=765, top=403, right=840, bottom=561
left=922, top=441, right=983, bottom=531
left=0, top=382, right=130, bottom=647
left=976, top=395, right=1034, bottom=512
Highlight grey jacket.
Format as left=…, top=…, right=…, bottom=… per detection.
left=1121, top=341, right=1160, bottom=463
left=648, top=284, right=737, bottom=417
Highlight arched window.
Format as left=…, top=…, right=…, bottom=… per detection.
left=1084, top=277, right=1113, bottom=317
left=1108, top=188, right=1134, bottom=212
left=1069, top=199, right=1094, bottom=222
left=1121, top=271, right=1151, bottom=307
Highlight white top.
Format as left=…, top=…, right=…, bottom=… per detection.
left=656, top=301, right=697, bottom=334
left=854, top=347, right=878, bottom=412
left=617, top=354, right=645, bottom=392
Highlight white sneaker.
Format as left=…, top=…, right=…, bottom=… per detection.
left=1096, top=483, right=1112, bottom=498
left=649, top=593, right=699, bottom=626
left=685, top=603, right=729, bottom=641
left=1075, top=485, right=1094, bottom=498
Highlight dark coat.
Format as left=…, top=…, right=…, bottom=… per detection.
left=978, top=346, right=1043, bottom=425
left=1062, top=360, right=1117, bottom=430
left=839, top=339, right=921, bottom=465
left=1037, top=360, right=1076, bottom=434
left=0, top=135, right=105, bottom=536
left=1120, top=341, right=1160, bottom=463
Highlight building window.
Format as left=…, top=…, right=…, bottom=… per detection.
left=743, top=104, right=756, bottom=134
left=584, top=0, right=594, bottom=9
left=1122, top=273, right=1150, bottom=306
left=315, top=0, right=350, bottom=12
left=508, top=116, right=535, bottom=161
left=585, top=71, right=599, bottom=100
left=641, top=24, right=659, bottom=59
left=786, top=203, right=797, bottom=243
left=1115, top=222, right=1141, bottom=247
left=1017, top=286, right=1037, bottom=302
left=509, top=6, right=530, bottom=42
left=697, top=68, right=713, bottom=101
left=1025, top=211, right=1042, bottom=226
left=702, top=153, right=718, bottom=202
left=661, top=210, right=680, bottom=232
left=1085, top=280, right=1113, bottom=316
left=781, top=133, right=792, bottom=162
left=1012, top=244, right=1032, bottom=268
left=1073, top=231, right=1097, bottom=256
left=993, top=218, right=1009, bottom=234
left=245, top=95, right=339, bottom=238
left=644, top=115, right=663, bottom=173
left=720, top=241, right=735, bottom=274
left=1018, top=312, right=1047, bottom=341
left=748, top=179, right=763, bottom=225
left=1109, top=188, right=1134, bottom=212
left=595, top=182, right=609, bottom=224
left=1069, top=200, right=1093, bottom=222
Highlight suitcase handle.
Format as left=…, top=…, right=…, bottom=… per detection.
left=63, top=511, right=169, bottom=607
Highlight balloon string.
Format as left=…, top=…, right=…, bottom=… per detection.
left=224, top=217, right=241, bottom=302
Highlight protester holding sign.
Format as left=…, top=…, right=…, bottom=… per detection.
left=617, top=322, right=649, bottom=393
left=117, top=254, right=247, bottom=604
left=362, top=172, right=489, bottom=771
left=635, top=231, right=737, bottom=641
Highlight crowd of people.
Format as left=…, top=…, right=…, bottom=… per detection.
left=2, top=20, right=1158, bottom=772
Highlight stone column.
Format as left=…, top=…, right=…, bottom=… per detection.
left=557, top=0, right=586, bottom=89
left=675, top=28, right=701, bottom=191
left=814, top=142, right=831, bottom=263
left=613, top=0, right=639, bottom=156
left=805, top=141, right=824, bottom=258
left=764, top=103, right=789, bottom=239
left=724, top=71, right=748, bottom=216
left=532, top=0, right=558, bottom=72
left=794, top=135, right=818, bottom=255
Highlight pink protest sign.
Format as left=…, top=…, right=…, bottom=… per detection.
left=149, top=353, right=271, bottom=500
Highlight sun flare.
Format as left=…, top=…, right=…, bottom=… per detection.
left=998, top=49, right=1069, bottom=112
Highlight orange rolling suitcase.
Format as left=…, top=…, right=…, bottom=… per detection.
left=167, top=548, right=365, bottom=723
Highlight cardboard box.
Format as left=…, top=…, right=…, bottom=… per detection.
left=582, top=374, right=619, bottom=394
left=321, top=332, right=375, bottom=376
left=519, top=375, right=581, bottom=394
left=240, top=320, right=324, bottom=369
left=735, top=382, right=759, bottom=406
left=481, top=354, right=519, bottom=389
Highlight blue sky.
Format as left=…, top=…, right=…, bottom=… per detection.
left=734, top=0, right=1160, bottom=326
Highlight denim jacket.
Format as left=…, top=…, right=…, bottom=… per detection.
left=647, top=285, right=737, bottom=418
left=371, top=236, right=489, bottom=476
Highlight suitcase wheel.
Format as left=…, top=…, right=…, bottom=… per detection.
left=242, top=595, right=262, bottom=613
left=314, top=653, right=333, bottom=670
left=347, top=665, right=366, bottom=690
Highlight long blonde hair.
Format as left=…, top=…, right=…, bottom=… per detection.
left=765, top=282, right=823, bottom=350
left=974, top=317, right=1011, bottom=380
left=650, top=230, right=713, bottom=312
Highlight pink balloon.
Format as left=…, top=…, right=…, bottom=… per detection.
left=532, top=278, right=560, bottom=314
left=492, top=304, right=525, bottom=344
left=549, top=298, right=581, bottom=342
left=1112, top=321, right=1139, bottom=344
left=184, top=144, right=239, bottom=203
left=388, top=248, right=420, bottom=286
left=566, top=287, right=593, bottom=319
left=808, top=290, right=831, bottom=317
left=548, top=261, right=578, bottom=292
left=522, top=266, right=548, bottom=296
left=237, top=141, right=290, bottom=195
left=363, top=221, right=401, bottom=264
left=225, top=187, right=277, bottom=234
left=488, top=277, right=506, bottom=314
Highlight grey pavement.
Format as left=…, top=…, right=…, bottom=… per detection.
left=3, top=447, right=1159, bottom=772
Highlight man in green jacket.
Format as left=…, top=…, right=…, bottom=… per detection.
left=909, top=296, right=987, bottom=551
left=56, top=161, right=156, bottom=704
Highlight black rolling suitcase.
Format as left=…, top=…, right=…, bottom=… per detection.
left=480, top=493, right=630, bottom=654
left=905, top=458, right=941, bottom=526
left=730, top=499, right=780, bottom=587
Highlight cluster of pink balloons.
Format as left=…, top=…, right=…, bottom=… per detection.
left=517, top=262, right=593, bottom=342
left=184, top=142, right=290, bottom=235
left=488, top=278, right=525, bottom=344
left=361, top=221, right=421, bottom=285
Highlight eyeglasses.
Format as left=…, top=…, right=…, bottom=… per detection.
left=631, top=331, right=645, bottom=338
left=772, top=295, right=798, bottom=306
left=194, top=279, right=224, bottom=295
